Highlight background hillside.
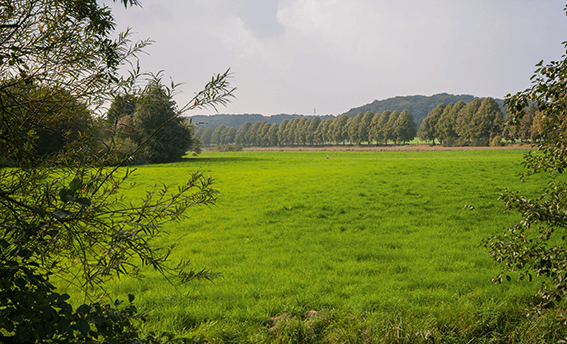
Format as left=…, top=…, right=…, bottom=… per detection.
left=343, top=93, right=505, bottom=127
left=187, top=93, right=505, bottom=130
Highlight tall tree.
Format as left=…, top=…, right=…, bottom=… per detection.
left=385, top=110, right=400, bottom=144
left=394, top=109, right=417, bottom=143
left=259, top=121, right=271, bottom=146
left=332, top=114, right=349, bottom=145
left=235, top=121, right=251, bottom=145
left=285, top=118, right=300, bottom=145
left=433, top=103, right=454, bottom=142
left=277, top=119, right=289, bottom=146
left=347, top=112, right=363, bottom=145
left=246, top=121, right=262, bottom=146
left=201, top=126, right=213, bottom=146
left=268, top=123, right=279, bottom=146
left=372, top=110, right=391, bottom=145
left=225, top=126, right=237, bottom=145
left=456, top=98, right=482, bottom=145
left=211, top=124, right=227, bottom=145
left=295, top=117, right=309, bottom=146
left=418, top=103, right=445, bottom=144
left=127, top=76, right=196, bottom=163
left=468, top=97, right=503, bottom=146
left=307, top=116, right=322, bottom=145
left=518, top=103, right=536, bottom=143
left=320, top=117, right=334, bottom=144
left=436, top=101, right=466, bottom=146
left=530, top=108, right=545, bottom=143
left=359, top=111, right=375, bottom=144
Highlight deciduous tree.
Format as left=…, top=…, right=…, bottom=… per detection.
left=359, top=111, right=375, bottom=144
left=0, top=0, right=234, bottom=342
left=385, top=110, right=400, bottom=144
left=277, top=119, right=289, bottom=146
left=235, top=121, right=252, bottom=145
left=128, top=76, right=197, bottom=162
left=307, top=116, right=322, bottom=145
left=418, top=103, right=445, bottom=144
left=332, top=114, right=349, bottom=145
left=456, top=98, right=482, bottom=145
left=436, top=101, right=466, bottom=146
left=347, top=112, right=363, bottom=145
left=394, top=109, right=417, bottom=143
left=484, top=13, right=567, bottom=305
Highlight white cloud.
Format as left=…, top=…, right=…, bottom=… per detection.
left=107, top=0, right=567, bottom=116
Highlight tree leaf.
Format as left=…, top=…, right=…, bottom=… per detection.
left=76, top=319, right=90, bottom=335
left=76, top=198, right=91, bottom=207
left=59, top=189, right=69, bottom=202
left=69, top=178, right=82, bottom=193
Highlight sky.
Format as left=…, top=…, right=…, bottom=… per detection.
left=106, top=0, right=567, bottom=117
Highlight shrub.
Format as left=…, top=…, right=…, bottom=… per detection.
left=490, top=135, right=503, bottom=147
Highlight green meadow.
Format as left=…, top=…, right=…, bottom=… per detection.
left=94, top=149, right=563, bottom=342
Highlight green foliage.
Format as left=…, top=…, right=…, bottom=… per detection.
left=1, top=0, right=233, bottom=343
left=384, top=110, right=400, bottom=143
left=0, top=259, right=176, bottom=343
left=490, top=135, right=504, bottom=147
left=0, top=82, right=91, bottom=163
left=484, top=9, right=567, bottom=307
left=358, top=111, right=374, bottom=144
left=417, top=98, right=504, bottom=147
left=436, top=101, right=466, bottom=146
left=394, top=109, right=417, bottom=143
left=331, top=114, right=349, bottom=144
left=370, top=110, right=391, bottom=144
left=346, top=113, right=363, bottom=144
left=108, top=74, right=210, bottom=164
left=456, top=98, right=482, bottom=144
left=342, top=92, right=505, bottom=127
left=418, top=103, right=445, bottom=144
left=194, top=109, right=419, bottom=147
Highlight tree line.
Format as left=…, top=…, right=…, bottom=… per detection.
left=195, top=109, right=418, bottom=147
left=418, top=97, right=504, bottom=146
left=418, top=97, right=547, bottom=146
left=196, top=96, right=548, bottom=148
left=342, top=92, right=499, bottom=127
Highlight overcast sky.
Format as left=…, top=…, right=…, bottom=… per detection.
left=107, top=0, right=567, bottom=116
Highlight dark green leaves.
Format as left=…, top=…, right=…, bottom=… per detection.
left=69, top=178, right=82, bottom=193
left=76, top=319, right=90, bottom=335
left=58, top=178, right=91, bottom=206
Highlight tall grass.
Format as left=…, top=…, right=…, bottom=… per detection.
left=89, top=150, right=565, bottom=342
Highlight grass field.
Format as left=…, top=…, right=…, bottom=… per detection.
left=84, top=149, right=566, bottom=343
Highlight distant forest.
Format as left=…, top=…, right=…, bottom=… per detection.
left=192, top=97, right=524, bottom=148
left=343, top=93, right=505, bottom=127
left=187, top=93, right=505, bottom=130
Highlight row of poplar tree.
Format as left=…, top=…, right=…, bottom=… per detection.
left=418, top=97, right=548, bottom=146
left=195, top=109, right=417, bottom=147
left=418, top=97, right=504, bottom=146
left=194, top=96, right=534, bottom=147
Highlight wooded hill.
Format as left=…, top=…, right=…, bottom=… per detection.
left=342, top=93, right=505, bottom=127
left=188, top=93, right=505, bottom=130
